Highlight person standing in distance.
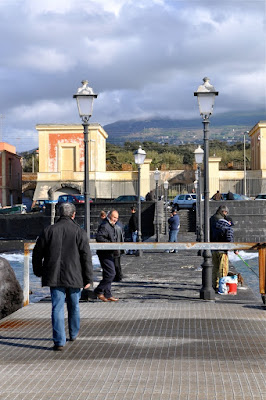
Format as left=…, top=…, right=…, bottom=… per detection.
left=210, top=205, right=238, bottom=291
left=113, top=219, right=124, bottom=282
left=32, top=202, right=93, bottom=351
left=128, top=206, right=138, bottom=255
left=227, top=190, right=234, bottom=200
left=99, top=210, right=107, bottom=221
left=167, top=208, right=180, bottom=253
left=94, top=209, right=119, bottom=302
left=212, top=190, right=222, bottom=201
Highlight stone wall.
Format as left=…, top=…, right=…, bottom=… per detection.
left=209, top=200, right=266, bottom=242
left=0, top=203, right=157, bottom=240
left=0, top=201, right=265, bottom=243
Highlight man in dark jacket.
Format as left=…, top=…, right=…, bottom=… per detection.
left=227, top=190, right=234, bottom=200
left=113, top=221, right=124, bottom=282
left=167, top=209, right=180, bottom=253
left=128, top=206, right=138, bottom=255
left=32, top=202, right=93, bottom=351
left=94, top=209, right=119, bottom=302
left=210, top=205, right=238, bottom=291
left=210, top=205, right=229, bottom=242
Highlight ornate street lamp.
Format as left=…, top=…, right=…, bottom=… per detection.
left=194, top=77, right=218, bottom=300
left=163, top=180, right=169, bottom=235
left=194, top=145, right=204, bottom=243
left=73, top=80, right=98, bottom=239
left=154, top=168, right=160, bottom=242
left=134, top=146, right=146, bottom=256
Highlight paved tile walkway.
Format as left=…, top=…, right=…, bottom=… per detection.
left=0, top=235, right=265, bottom=400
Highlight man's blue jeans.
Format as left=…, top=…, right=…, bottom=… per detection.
left=50, top=287, right=81, bottom=346
left=129, top=230, right=138, bottom=254
left=169, top=229, right=179, bottom=243
left=168, top=229, right=179, bottom=252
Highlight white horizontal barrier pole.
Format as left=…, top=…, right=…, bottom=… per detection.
left=24, top=241, right=264, bottom=306
left=26, top=242, right=261, bottom=252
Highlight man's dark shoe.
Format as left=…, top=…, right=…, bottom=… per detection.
left=69, top=332, right=79, bottom=341
left=53, top=345, right=64, bottom=351
left=113, top=277, right=122, bottom=282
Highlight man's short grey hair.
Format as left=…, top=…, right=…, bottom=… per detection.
left=217, top=205, right=229, bottom=213
left=108, top=209, right=118, bottom=217
left=59, top=202, right=76, bottom=217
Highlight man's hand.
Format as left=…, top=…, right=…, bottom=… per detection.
left=234, top=250, right=239, bottom=255
left=84, top=283, right=91, bottom=290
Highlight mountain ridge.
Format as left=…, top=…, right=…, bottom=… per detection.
left=103, top=110, right=265, bottom=145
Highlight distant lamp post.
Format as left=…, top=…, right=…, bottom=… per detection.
left=243, top=131, right=249, bottom=196
left=163, top=180, right=169, bottom=235
left=154, top=168, right=160, bottom=242
left=134, top=146, right=146, bottom=256
left=73, top=80, right=98, bottom=239
left=194, top=77, right=218, bottom=300
left=194, top=145, right=204, bottom=243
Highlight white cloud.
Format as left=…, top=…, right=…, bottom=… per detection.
left=9, top=99, right=76, bottom=123
left=3, top=128, right=39, bottom=153
left=0, top=0, right=265, bottom=151
left=23, top=0, right=73, bottom=16
left=18, top=47, right=76, bottom=72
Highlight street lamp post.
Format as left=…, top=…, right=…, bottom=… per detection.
left=134, top=146, right=147, bottom=256
left=154, top=168, right=160, bottom=242
left=163, top=180, right=169, bottom=235
left=194, top=178, right=199, bottom=239
left=243, top=131, right=249, bottom=196
left=194, top=77, right=218, bottom=300
left=73, top=80, right=98, bottom=240
left=194, top=145, right=204, bottom=243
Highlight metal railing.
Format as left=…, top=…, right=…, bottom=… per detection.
left=23, top=241, right=266, bottom=306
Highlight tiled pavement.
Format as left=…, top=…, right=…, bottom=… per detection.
left=0, top=235, right=265, bottom=400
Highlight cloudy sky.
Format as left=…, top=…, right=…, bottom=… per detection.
left=0, top=0, right=265, bottom=151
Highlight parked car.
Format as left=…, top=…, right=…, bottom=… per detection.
left=172, top=193, right=197, bottom=210
left=254, top=194, right=266, bottom=200
left=113, top=195, right=145, bottom=202
left=0, top=204, right=27, bottom=215
left=31, top=199, right=57, bottom=212
left=57, top=194, right=93, bottom=204
left=221, top=193, right=251, bottom=200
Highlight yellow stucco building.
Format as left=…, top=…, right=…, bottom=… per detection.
left=209, top=121, right=266, bottom=197
left=33, top=120, right=266, bottom=202
left=34, top=124, right=151, bottom=200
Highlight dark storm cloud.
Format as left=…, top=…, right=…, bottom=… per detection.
left=0, top=0, right=264, bottom=151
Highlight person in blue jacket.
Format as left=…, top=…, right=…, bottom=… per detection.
left=210, top=205, right=238, bottom=291
left=167, top=208, right=180, bottom=253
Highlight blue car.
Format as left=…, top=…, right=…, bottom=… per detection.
left=31, top=199, right=57, bottom=212
left=113, top=195, right=145, bottom=202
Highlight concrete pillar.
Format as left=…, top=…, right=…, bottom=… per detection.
left=140, top=158, right=152, bottom=198
left=209, top=156, right=221, bottom=199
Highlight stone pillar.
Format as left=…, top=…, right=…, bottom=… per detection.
left=209, top=156, right=221, bottom=199
left=140, top=158, right=152, bottom=198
